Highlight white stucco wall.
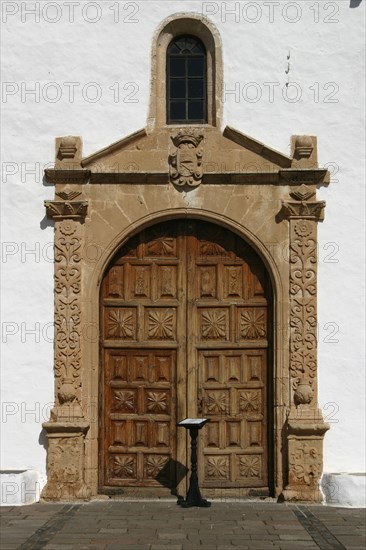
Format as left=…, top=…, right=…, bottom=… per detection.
left=1, top=0, right=365, bottom=505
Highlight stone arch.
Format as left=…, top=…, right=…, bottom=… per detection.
left=84, top=209, right=287, bottom=497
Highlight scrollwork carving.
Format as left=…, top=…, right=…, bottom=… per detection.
left=282, top=192, right=326, bottom=403
left=54, top=219, right=82, bottom=404
left=289, top=219, right=317, bottom=392
left=288, top=441, right=322, bottom=487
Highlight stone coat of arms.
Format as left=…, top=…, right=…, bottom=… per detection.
left=169, top=129, right=204, bottom=187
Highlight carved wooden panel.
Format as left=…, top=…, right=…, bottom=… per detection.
left=103, top=350, right=176, bottom=486
left=100, top=220, right=270, bottom=493
left=188, top=222, right=269, bottom=490
left=198, top=351, right=267, bottom=488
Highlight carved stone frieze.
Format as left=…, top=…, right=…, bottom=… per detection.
left=169, top=129, right=203, bottom=187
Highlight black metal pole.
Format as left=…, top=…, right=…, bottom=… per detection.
left=182, top=427, right=211, bottom=507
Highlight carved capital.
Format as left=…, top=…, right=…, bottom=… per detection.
left=45, top=200, right=88, bottom=220
left=282, top=200, right=325, bottom=221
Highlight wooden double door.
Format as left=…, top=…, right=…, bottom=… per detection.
left=100, top=220, right=272, bottom=495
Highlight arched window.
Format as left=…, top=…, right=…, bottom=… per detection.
left=167, top=35, right=207, bottom=124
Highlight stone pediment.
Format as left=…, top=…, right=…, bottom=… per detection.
left=45, top=126, right=329, bottom=187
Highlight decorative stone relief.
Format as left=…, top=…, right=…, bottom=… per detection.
left=281, top=184, right=330, bottom=502
left=282, top=188, right=325, bottom=396
left=45, top=200, right=88, bottom=220
left=41, top=427, right=90, bottom=500
left=169, top=129, right=203, bottom=187
left=53, top=219, right=83, bottom=407
left=288, top=440, right=322, bottom=487
left=41, top=188, right=90, bottom=501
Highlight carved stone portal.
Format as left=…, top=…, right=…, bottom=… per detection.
left=41, top=128, right=330, bottom=502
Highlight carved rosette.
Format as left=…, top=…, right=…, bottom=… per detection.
left=169, top=129, right=203, bottom=187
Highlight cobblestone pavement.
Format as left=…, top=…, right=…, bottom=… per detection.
left=0, top=500, right=365, bottom=550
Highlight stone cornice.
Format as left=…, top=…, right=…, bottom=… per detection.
left=279, top=169, right=329, bottom=185
left=45, top=169, right=90, bottom=185
left=288, top=421, right=330, bottom=437
left=44, top=200, right=88, bottom=220
left=44, top=169, right=329, bottom=186
left=42, top=421, right=90, bottom=435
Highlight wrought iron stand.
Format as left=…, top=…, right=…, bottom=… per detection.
left=177, top=419, right=211, bottom=508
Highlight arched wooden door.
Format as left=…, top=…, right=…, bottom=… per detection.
left=99, top=220, right=272, bottom=496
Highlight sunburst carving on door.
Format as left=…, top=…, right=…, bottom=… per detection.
left=107, top=309, right=136, bottom=339
left=146, top=391, right=168, bottom=413
left=240, top=309, right=266, bottom=339
left=201, top=309, right=228, bottom=339
left=206, top=391, right=229, bottom=413
left=145, top=455, right=169, bottom=478
left=206, top=456, right=229, bottom=478
left=147, top=309, right=175, bottom=340
left=114, top=390, right=136, bottom=412
left=112, top=456, right=136, bottom=478
left=239, top=455, right=261, bottom=478
left=239, top=390, right=261, bottom=413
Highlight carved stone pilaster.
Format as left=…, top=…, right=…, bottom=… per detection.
left=281, top=185, right=329, bottom=502
left=42, top=193, right=90, bottom=500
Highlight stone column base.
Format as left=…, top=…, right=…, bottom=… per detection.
left=41, top=420, right=91, bottom=501
left=280, top=410, right=330, bottom=502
